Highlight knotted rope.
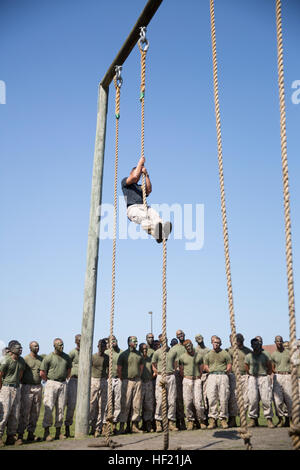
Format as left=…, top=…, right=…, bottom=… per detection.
left=209, top=0, right=252, bottom=450
left=275, top=0, right=300, bottom=450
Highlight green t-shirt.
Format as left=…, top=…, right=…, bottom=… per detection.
left=147, top=347, right=155, bottom=358
left=171, top=343, right=186, bottom=362
left=227, top=346, right=252, bottom=375
left=196, top=346, right=210, bottom=356
left=69, top=348, right=80, bottom=377
left=40, top=352, right=72, bottom=382
left=271, top=349, right=291, bottom=373
left=203, top=349, right=231, bottom=372
left=91, top=353, right=109, bottom=379
left=179, top=351, right=203, bottom=377
left=22, top=354, right=43, bottom=385
left=0, top=355, right=26, bottom=386
left=105, top=348, right=123, bottom=377
left=244, top=352, right=270, bottom=375
left=152, top=348, right=177, bottom=374
left=262, top=349, right=272, bottom=360
left=117, top=349, right=143, bottom=379
left=141, top=355, right=153, bottom=382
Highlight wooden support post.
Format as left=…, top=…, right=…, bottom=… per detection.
left=75, top=84, right=109, bottom=438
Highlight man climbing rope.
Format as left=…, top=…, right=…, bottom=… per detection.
left=121, top=156, right=172, bottom=243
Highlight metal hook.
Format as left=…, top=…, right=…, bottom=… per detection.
left=114, top=65, right=123, bottom=88
left=138, top=26, right=149, bottom=52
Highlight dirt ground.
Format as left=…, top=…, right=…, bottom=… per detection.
left=2, top=426, right=294, bottom=451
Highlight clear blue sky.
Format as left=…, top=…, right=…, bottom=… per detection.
left=1, top=0, right=299, bottom=356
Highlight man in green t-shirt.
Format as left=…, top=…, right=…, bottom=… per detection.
left=64, top=334, right=81, bottom=437
left=245, top=337, right=274, bottom=428
left=151, top=339, right=178, bottom=432
left=203, top=336, right=231, bottom=429
left=226, top=333, right=251, bottom=428
left=40, top=338, right=72, bottom=441
left=195, top=334, right=210, bottom=425
left=104, top=335, right=122, bottom=434
left=179, top=340, right=206, bottom=430
left=17, top=341, right=43, bottom=443
left=271, top=335, right=292, bottom=427
left=89, top=339, right=109, bottom=437
left=171, top=329, right=186, bottom=430
left=117, top=336, right=143, bottom=434
left=0, top=340, right=25, bottom=447
left=139, top=343, right=155, bottom=432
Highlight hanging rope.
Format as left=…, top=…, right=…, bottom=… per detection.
left=105, top=66, right=123, bottom=448
left=138, top=26, right=169, bottom=449
left=161, top=238, right=169, bottom=450
left=275, top=0, right=300, bottom=450
left=209, top=0, right=252, bottom=450
left=138, top=27, right=149, bottom=214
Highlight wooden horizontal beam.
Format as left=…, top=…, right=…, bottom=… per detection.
left=100, top=0, right=163, bottom=88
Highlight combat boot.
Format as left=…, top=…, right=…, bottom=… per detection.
left=64, top=425, right=70, bottom=438
left=220, top=419, right=229, bottom=429
left=284, top=417, right=290, bottom=428
left=228, top=416, right=237, bottom=428
left=94, top=429, right=101, bottom=438
left=267, top=419, right=275, bottom=429
left=43, top=427, right=54, bottom=442
left=207, top=418, right=217, bottom=429
left=118, top=422, right=126, bottom=435
left=200, top=420, right=207, bottom=430
left=186, top=421, right=194, bottom=431
left=132, top=422, right=143, bottom=433
left=27, top=431, right=35, bottom=442
left=179, top=419, right=186, bottom=430
left=0, top=439, right=4, bottom=447
left=276, top=417, right=285, bottom=428
left=145, top=421, right=152, bottom=433
left=55, top=427, right=66, bottom=440
left=248, top=418, right=256, bottom=428
left=5, top=434, right=16, bottom=445
left=156, top=420, right=162, bottom=432
left=168, top=420, right=179, bottom=431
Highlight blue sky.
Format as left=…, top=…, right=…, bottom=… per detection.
left=1, top=0, right=299, bottom=356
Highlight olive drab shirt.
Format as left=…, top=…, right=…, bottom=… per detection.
left=117, top=348, right=143, bottom=379
left=152, top=347, right=177, bottom=374
left=271, top=349, right=291, bottom=373
left=203, top=349, right=231, bottom=373
left=141, top=355, right=153, bottom=382
left=40, top=352, right=72, bottom=382
left=91, top=353, right=109, bottom=379
left=0, top=355, right=26, bottom=386
left=179, top=351, right=203, bottom=377
left=22, top=354, right=43, bottom=385
left=227, top=346, right=252, bottom=375
left=68, top=348, right=80, bottom=377
left=244, top=352, right=270, bottom=376
left=104, top=348, right=123, bottom=378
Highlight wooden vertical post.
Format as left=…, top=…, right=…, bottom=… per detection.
left=75, top=84, right=109, bottom=438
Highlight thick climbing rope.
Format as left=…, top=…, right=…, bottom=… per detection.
left=209, top=0, right=252, bottom=450
left=105, top=66, right=123, bottom=448
left=138, top=27, right=169, bottom=450
left=275, top=0, right=300, bottom=450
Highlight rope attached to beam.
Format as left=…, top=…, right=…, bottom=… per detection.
left=209, top=0, right=252, bottom=450
left=275, top=0, right=300, bottom=451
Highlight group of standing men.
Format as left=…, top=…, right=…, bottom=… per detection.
left=0, top=331, right=300, bottom=446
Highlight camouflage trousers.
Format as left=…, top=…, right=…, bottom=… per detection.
left=248, top=375, right=273, bottom=419
left=228, top=373, right=249, bottom=417
left=206, top=373, right=230, bottom=420
left=175, top=370, right=185, bottom=421
left=18, top=384, right=42, bottom=434
left=105, top=377, right=122, bottom=423
left=155, top=374, right=176, bottom=421
left=65, top=377, right=78, bottom=426
left=141, top=380, right=155, bottom=422
left=119, top=378, right=142, bottom=423
left=42, top=380, right=67, bottom=428
left=0, top=385, right=21, bottom=437
left=273, top=374, right=292, bottom=418
left=89, top=377, right=107, bottom=431
left=201, top=373, right=209, bottom=412
left=182, top=377, right=205, bottom=422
